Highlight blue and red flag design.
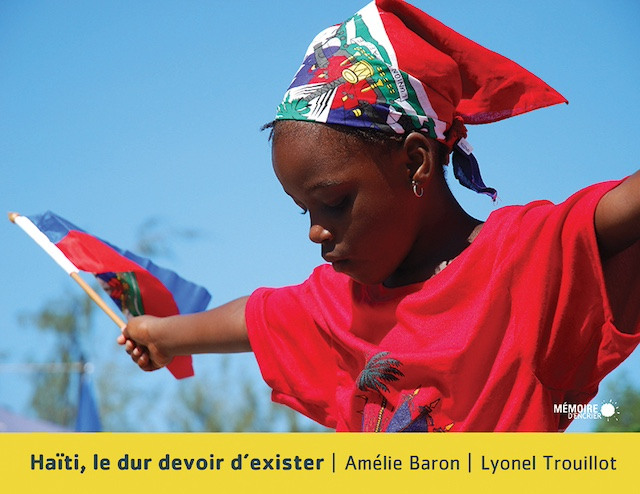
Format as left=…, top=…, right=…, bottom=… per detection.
left=27, top=211, right=211, bottom=379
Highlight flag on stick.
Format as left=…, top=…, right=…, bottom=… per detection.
left=9, top=211, right=211, bottom=379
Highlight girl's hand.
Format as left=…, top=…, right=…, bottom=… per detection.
left=117, top=315, right=173, bottom=372
left=116, top=297, right=251, bottom=373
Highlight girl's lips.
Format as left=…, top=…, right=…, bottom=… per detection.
left=323, top=253, right=347, bottom=264
left=323, top=252, right=351, bottom=271
left=329, top=259, right=350, bottom=273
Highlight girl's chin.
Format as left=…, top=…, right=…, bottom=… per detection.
left=331, top=261, right=387, bottom=286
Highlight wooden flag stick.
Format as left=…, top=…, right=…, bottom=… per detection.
left=9, top=212, right=126, bottom=330
left=70, top=272, right=126, bottom=329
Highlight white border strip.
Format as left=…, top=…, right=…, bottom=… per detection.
left=13, top=215, right=79, bottom=275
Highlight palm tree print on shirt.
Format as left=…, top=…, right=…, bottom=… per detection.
left=357, top=352, right=404, bottom=431
left=357, top=352, right=404, bottom=393
left=356, top=352, right=454, bottom=432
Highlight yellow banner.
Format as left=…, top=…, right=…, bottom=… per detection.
left=1, top=433, right=637, bottom=493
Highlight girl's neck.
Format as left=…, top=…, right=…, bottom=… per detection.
left=383, top=186, right=482, bottom=288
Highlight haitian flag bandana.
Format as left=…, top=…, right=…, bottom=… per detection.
left=276, top=0, right=567, bottom=198
left=24, top=211, right=211, bottom=379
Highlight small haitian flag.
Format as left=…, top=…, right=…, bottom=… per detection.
left=26, top=211, right=211, bottom=379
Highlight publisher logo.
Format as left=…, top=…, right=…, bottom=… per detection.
left=599, top=400, right=620, bottom=421
left=553, top=400, right=620, bottom=421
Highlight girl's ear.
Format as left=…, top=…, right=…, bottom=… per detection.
left=403, top=132, right=443, bottom=185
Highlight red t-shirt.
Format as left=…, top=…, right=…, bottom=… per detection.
left=246, top=181, right=640, bottom=431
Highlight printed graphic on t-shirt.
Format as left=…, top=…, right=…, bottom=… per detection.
left=356, top=352, right=454, bottom=432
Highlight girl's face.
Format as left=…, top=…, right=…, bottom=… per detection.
left=272, top=122, right=425, bottom=286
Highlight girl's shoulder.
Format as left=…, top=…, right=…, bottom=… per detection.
left=488, top=180, right=624, bottom=235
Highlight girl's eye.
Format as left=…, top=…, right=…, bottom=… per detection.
left=294, top=196, right=349, bottom=216
left=326, top=196, right=349, bottom=211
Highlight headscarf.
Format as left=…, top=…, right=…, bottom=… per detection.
left=275, top=0, right=567, bottom=200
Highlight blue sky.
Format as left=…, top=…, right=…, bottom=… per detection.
left=1, top=0, right=639, bottom=432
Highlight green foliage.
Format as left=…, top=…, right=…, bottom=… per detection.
left=95, top=362, right=145, bottom=431
left=170, top=374, right=253, bottom=432
left=19, top=291, right=94, bottom=428
left=134, top=217, right=203, bottom=258
left=169, top=361, right=329, bottom=432
left=29, top=356, right=75, bottom=426
left=23, top=290, right=93, bottom=341
left=594, top=374, right=640, bottom=432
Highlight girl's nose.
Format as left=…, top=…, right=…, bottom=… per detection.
left=309, top=224, right=333, bottom=244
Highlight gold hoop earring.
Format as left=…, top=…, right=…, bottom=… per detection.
left=412, top=180, right=424, bottom=198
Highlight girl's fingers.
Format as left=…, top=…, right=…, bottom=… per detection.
left=124, top=340, right=135, bottom=354
left=138, top=353, right=150, bottom=369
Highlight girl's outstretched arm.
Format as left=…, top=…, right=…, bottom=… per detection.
left=117, top=296, right=250, bottom=372
left=595, top=170, right=640, bottom=259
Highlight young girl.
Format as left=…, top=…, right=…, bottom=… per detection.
left=118, top=0, right=640, bottom=432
